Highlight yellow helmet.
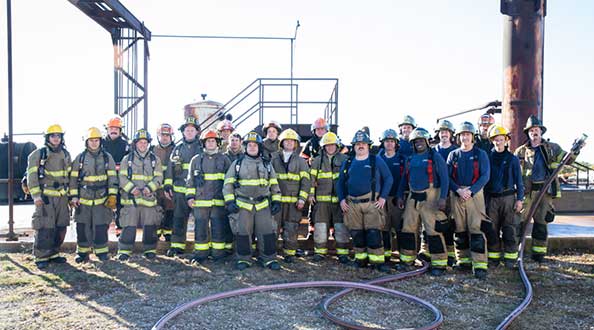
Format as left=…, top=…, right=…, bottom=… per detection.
left=488, top=124, right=510, bottom=140
left=85, top=127, right=102, bottom=141
left=320, top=132, right=339, bottom=147
left=45, top=124, right=64, bottom=135
left=278, top=128, right=301, bottom=145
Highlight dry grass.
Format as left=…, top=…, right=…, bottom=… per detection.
left=0, top=252, right=593, bottom=330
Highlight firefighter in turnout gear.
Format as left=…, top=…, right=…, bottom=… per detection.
left=27, top=124, right=72, bottom=269
left=310, top=132, right=350, bottom=263
left=102, top=116, right=130, bottom=232
left=165, top=117, right=203, bottom=256
left=485, top=125, right=524, bottom=269
left=378, top=129, right=406, bottom=263
left=69, top=127, right=118, bottom=263
left=301, top=117, right=330, bottom=164
left=447, top=121, right=491, bottom=279
left=433, top=119, right=458, bottom=266
left=186, top=129, right=232, bottom=263
left=216, top=119, right=234, bottom=152
left=337, top=130, right=393, bottom=272
left=224, top=133, right=244, bottom=163
left=153, top=123, right=175, bottom=241
left=270, top=129, right=311, bottom=263
left=223, top=131, right=282, bottom=270
left=396, top=128, right=450, bottom=276
left=262, top=121, right=282, bottom=160
left=514, top=115, right=577, bottom=262
left=117, top=129, right=163, bottom=260
left=398, top=115, right=417, bottom=157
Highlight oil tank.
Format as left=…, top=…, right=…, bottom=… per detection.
left=0, top=140, right=37, bottom=203
left=183, top=98, right=227, bottom=132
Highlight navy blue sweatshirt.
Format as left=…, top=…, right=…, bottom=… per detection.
left=433, top=144, right=457, bottom=162
left=397, top=150, right=449, bottom=200
left=486, top=149, right=525, bottom=201
left=531, top=146, right=547, bottom=182
left=447, top=146, right=490, bottom=195
left=398, top=137, right=413, bottom=157
left=337, top=154, right=393, bottom=201
left=380, top=150, right=405, bottom=197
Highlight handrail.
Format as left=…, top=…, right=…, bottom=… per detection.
left=200, top=78, right=339, bottom=133
left=562, top=160, right=593, bottom=189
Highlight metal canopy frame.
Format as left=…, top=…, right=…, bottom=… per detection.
left=68, top=0, right=151, bottom=137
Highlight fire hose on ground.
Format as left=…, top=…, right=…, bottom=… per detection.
left=153, top=134, right=587, bottom=330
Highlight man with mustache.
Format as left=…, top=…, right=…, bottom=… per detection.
left=102, top=116, right=130, bottom=234
left=514, top=115, right=579, bottom=262
left=337, top=130, right=393, bottom=272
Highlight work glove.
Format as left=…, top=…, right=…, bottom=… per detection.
left=163, top=185, right=173, bottom=194
left=104, top=195, right=117, bottom=210
left=270, top=201, right=281, bottom=215
left=225, top=201, right=240, bottom=214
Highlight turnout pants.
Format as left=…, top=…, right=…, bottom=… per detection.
left=275, top=202, right=302, bottom=256
left=399, top=187, right=448, bottom=269
left=118, top=205, right=160, bottom=255
left=74, top=204, right=112, bottom=255
left=523, top=189, right=555, bottom=257
left=235, top=206, right=277, bottom=266
left=31, top=196, right=70, bottom=261
left=312, top=202, right=350, bottom=256
left=451, top=189, right=489, bottom=271
left=384, top=196, right=404, bottom=259
left=487, top=194, right=520, bottom=262
left=193, top=206, right=228, bottom=259
left=171, top=192, right=192, bottom=251
left=344, top=193, right=385, bottom=264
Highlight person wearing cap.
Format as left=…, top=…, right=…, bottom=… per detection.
left=102, top=116, right=130, bottom=233
left=447, top=121, right=491, bottom=279
left=117, top=129, right=163, bottom=261
left=270, top=129, right=311, bottom=263
left=476, top=113, right=495, bottom=154
left=164, top=117, right=203, bottom=257
left=309, top=132, right=350, bottom=263
left=153, top=123, right=175, bottom=241
left=186, top=129, right=232, bottom=263
left=396, top=128, right=450, bottom=276
left=223, top=131, right=282, bottom=270
left=398, top=115, right=417, bottom=157
left=484, top=125, right=524, bottom=269
left=27, top=124, right=72, bottom=269
left=261, top=121, right=283, bottom=160
left=514, top=115, right=578, bottom=262
left=69, top=127, right=118, bottom=263
left=378, top=129, right=406, bottom=263
left=301, top=117, right=330, bottom=164
left=432, top=119, right=458, bottom=266
left=337, top=130, right=393, bottom=272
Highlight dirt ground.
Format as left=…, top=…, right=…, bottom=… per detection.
left=0, top=251, right=593, bottom=330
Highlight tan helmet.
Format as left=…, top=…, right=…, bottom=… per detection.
left=398, top=115, right=417, bottom=128
left=85, top=127, right=102, bottom=141
left=523, top=115, right=547, bottom=135
left=216, top=120, right=234, bottom=132
left=262, top=120, right=282, bottom=135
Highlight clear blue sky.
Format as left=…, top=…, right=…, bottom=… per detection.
left=0, top=0, right=592, bottom=161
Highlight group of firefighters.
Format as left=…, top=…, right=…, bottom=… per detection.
left=25, top=112, right=578, bottom=279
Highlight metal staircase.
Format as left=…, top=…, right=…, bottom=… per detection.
left=198, top=78, right=339, bottom=141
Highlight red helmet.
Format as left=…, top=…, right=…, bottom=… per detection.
left=216, top=120, right=234, bottom=132
left=311, top=117, right=329, bottom=131
left=106, top=116, right=124, bottom=129
left=478, top=113, right=495, bottom=126
left=157, top=123, right=173, bottom=136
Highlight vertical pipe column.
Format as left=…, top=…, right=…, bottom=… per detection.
left=143, top=38, right=148, bottom=130
left=501, top=0, right=546, bottom=150
left=6, top=0, right=17, bottom=241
